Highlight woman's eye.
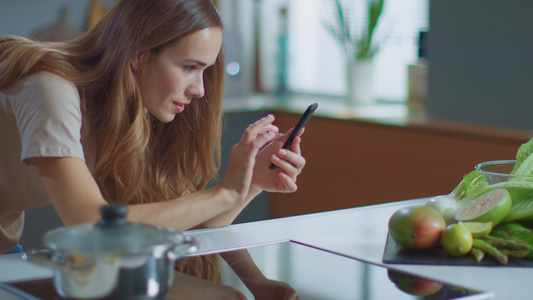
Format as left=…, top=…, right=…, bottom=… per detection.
left=184, top=65, right=197, bottom=71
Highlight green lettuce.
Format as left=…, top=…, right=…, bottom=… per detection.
left=491, top=222, right=533, bottom=259
left=513, top=154, right=533, bottom=177
left=512, top=138, right=533, bottom=175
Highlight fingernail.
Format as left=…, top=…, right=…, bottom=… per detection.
left=272, top=155, right=280, bottom=161
left=279, top=149, right=287, bottom=156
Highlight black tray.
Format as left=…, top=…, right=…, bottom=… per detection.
left=382, top=233, right=533, bottom=267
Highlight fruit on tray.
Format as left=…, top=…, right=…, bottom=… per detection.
left=459, top=221, right=492, bottom=238
left=388, top=205, right=446, bottom=250
left=440, top=223, right=473, bottom=256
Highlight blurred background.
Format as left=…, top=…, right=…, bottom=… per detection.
left=2, top=0, right=533, bottom=249
left=0, top=0, right=428, bottom=102
left=3, top=0, right=532, bottom=127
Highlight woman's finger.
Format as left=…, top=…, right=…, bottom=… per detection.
left=271, top=149, right=306, bottom=179
left=240, top=114, right=278, bottom=146
left=279, top=172, right=297, bottom=192
left=290, top=136, right=302, bottom=155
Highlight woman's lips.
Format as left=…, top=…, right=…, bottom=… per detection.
left=173, top=102, right=185, bottom=113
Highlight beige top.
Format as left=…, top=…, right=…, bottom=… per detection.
left=0, top=72, right=92, bottom=254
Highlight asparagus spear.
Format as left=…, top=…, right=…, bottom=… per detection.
left=499, top=249, right=530, bottom=258
left=470, top=247, right=485, bottom=262
left=482, top=236, right=532, bottom=251
left=472, top=239, right=508, bottom=264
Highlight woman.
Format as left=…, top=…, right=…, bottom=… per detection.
left=0, top=0, right=306, bottom=258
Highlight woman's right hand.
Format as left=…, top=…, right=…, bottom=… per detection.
left=219, top=114, right=279, bottom=204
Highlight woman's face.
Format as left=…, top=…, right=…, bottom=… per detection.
left=136, top=27, right=222, bottom=123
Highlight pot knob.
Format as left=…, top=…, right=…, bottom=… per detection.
left=97, top=204, right=129, bottom=228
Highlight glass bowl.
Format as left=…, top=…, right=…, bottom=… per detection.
left=475, top=160, right=533, bottom=185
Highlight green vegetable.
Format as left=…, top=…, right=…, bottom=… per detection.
left=499, top=249, right=530, bottom=258
left=472, top=239, right=508, bottom=264
left=482, top=235, right=531, bottom=251
left=470, top=247, right=485, bottom=262
left=490, top=222, right=533, bottom=258
left=512, top=154, right=533, bottom=177
left=427, top=170, right=488, bottom=224
left=491, top=222, right=533, bottom=245
left=512, top=138, right=533, bottom=175
left=451, top=170, right=488, bottom=200
left=441, top=138, right=533, bottom=224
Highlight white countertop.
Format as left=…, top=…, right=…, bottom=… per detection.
left=1, top=198, right=529, bottom=299
left=186, top=198, right=527, bottom=300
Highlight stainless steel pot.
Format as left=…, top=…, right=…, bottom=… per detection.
left=23, top=204, right=197, bottom=300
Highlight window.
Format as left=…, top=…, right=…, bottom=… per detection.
left=257, top=0, right=429, bottom=103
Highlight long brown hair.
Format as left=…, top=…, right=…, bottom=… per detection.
left=0, top=0, right=225, bottom=206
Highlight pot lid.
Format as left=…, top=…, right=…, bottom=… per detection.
left=43, top=204, right=186, bottom=253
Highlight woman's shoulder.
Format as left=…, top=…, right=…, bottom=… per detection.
left=24, top=72, right=78, bottom=94
left=15, top=72, right=80, bottom=106
left=3, top=71, right=81, bottom=118
left=2, top=71, right=78, bottom=98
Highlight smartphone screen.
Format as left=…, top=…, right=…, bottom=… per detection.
left=269, top=103, right=318, bottom=170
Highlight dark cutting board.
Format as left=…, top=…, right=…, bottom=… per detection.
left=383, top=233, right=533, bottom=267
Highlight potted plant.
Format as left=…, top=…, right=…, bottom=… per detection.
left=324, top=0, right=384, bottom=105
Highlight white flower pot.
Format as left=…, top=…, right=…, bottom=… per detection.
left=347, top=62, right=374, bottom=105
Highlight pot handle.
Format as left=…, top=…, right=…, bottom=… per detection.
left=168, top=235, right=198, bottom=260
left=22, top=248, right=65, bottom=269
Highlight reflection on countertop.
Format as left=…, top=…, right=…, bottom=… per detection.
left=2, top=241, right=491, bottom=299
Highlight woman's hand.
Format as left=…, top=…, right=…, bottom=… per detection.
left=199, top=115, right=306, bottom=228
left=251, top=128, right=306, bottom=194
left=218, top=114, right=279, bottom=204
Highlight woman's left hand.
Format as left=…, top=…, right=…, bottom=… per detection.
left=251, top=129, right=306, bottom=194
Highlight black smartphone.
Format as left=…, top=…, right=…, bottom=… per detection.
left=269, top=102, right=318, bottom=170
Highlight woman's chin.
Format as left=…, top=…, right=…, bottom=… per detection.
left=152, top=112, right=177, bottom=123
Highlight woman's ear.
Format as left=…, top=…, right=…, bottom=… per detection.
left=130, top=49, right=148, bottom=70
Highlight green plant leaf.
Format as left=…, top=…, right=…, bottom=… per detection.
left=366, top=0, right=384, bottom=52
left=334, top=0, right=349, bottom=41
left=325, top=0, right=385, bottom=62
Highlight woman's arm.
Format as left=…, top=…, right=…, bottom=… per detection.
left=36, top=114, right=281, bottom=230
left=37, top=157, right=237, bottom=229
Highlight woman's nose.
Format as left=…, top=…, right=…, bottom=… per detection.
left=187, top=74, right=205, bottom=99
